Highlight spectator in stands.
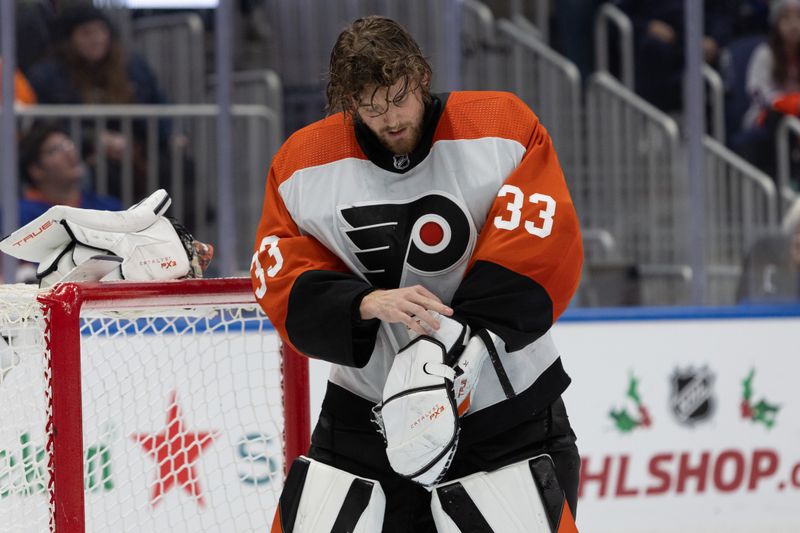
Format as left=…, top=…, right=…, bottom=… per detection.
left=738, top=0, right=800, bottom=184
left=555, top=0, right=602, bottom=80
left=27, top=4, right=166, bottom=106
left=18, top=122, right=122, bottom=226
left=616, top=0, right=736, bottom=112
left=0, top=58, right=38, bottom=105
left=733, top=0, right=771, bottom=37
left=25, top=4, right=170, bottom=202
left=15, top=0, right=56, bottom=75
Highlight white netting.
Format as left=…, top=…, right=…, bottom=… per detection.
left=0, top=284, right=51, bottom=533
left=0, top=283, right=287, bottom=533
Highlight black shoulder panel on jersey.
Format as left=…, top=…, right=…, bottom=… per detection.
left=287, top=270, right=379, bottom=367
left=451, top=260, right=554, bottom=352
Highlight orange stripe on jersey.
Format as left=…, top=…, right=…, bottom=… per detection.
left=434, top=91, right=535, bottom=147
left=271, top=113, right=368, bottom=188
left=467, top=116, right=583, bottom=323
left=251, top=164, right=352, bottom=356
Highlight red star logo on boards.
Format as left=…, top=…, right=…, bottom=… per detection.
left=131, top=390, right=219, bottom=507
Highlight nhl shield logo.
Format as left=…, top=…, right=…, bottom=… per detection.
left=670, top=366, right=715, bottom=426
left=393, top=154, right=410, bottom=170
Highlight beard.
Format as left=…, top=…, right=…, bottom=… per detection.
left=376, top=122, right=423, bottom=155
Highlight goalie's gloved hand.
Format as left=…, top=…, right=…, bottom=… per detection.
left=406, top=310, right=470, bottom=363
left=372, top=315, right=469, bottom=488
left=451, top=329, right=498, bottom=416
left=409, top=314, right=495, bottom=416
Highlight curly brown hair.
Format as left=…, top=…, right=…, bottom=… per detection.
left=326, top=16, right=432, bottom=117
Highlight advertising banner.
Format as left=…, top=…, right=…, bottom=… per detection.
left=556, top=308, right=800, bottom=533
left=0, top=325, right=286, bottom=532
left=3, top=307, right=797, bottom=532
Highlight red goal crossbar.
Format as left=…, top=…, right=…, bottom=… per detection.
left=37, top=278, right=310, bottom=532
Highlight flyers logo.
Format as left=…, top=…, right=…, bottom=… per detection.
left=339, top=193, right=474, bottom=287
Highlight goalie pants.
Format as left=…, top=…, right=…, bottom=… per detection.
left=307, top=382, right=580, bottom=533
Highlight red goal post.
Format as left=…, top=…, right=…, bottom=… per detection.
left=0, top=278, right=310, bottom=533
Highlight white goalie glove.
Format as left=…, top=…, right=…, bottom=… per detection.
left=372, top=314, right=493, bottom=488
left=452, top=328, right=499, bottom=416
left=0, top=190, right=200, bottom=287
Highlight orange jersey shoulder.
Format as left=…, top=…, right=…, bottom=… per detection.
left=271, top=112, right=368, bottom=187
left=435, top=91, right=537, bottom=146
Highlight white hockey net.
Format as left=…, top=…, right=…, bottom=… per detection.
left=0, top=279, right=306, bottom=533
left=0, top=284, right=51, bottom=532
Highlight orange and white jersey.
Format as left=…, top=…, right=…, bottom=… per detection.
left=251, top=91, right=583, bottom=420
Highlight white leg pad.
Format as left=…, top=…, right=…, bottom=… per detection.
left=431, top=454, right=576, bottom=533
left=272, top=456, right=385, bottom=533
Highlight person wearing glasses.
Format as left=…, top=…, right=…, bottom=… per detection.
left=252, top=16, right=582, bottom=533
left=18, top=121, right=122, bottom=226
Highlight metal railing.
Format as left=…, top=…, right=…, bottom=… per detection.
left=266, top=0, right=465, bottom=131
left=579, top=228, right=696, bottom=306
left=208, top=69, right=285, bottom=138
left=265, top=0, right=464, bottom=89
left=14, top=104, right=282, bottom=272
left=776, top=115, right=800, bottom=218
left=4, top=3, right=782, bottom=306
left=582, top=228, right=619, bottom=261
left=704, top=65, right=726, bottom=144
left=593, top=4, right=727, bottom=144
left=638, top=264, right=694, bottom=305
left=508, top=9, right=544, bottom=40
left=586, top=72, right=685, bottom=303
left=704, top=137, right=780, bottom=303
left=495, top=19, right=583, bottom=194
left=594, top=2, right=634, bottom=90
left=509, top=0, right=549, bottom=42
left=131, top=13, right=206, bottom=104
left=461, top=0, right=501, bottom=90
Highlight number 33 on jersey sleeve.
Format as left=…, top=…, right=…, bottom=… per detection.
left=452, top=108, right=583, bottom=353
left=250, top=146, right=379, bottom=368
